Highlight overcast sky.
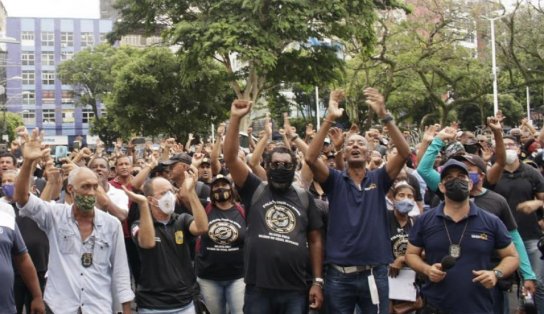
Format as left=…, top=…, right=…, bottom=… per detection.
left=2, top=0, right=99, bottom=18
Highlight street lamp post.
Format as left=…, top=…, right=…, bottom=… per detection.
left=482, top=12, right=513, bottom=115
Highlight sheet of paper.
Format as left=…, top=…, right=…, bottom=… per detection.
left=388, top=267, right=417, bottom=301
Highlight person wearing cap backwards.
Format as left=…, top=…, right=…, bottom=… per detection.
left=131, top=168, right=208, bottom=313
left=406, top=159, right=519, bottom=314
left=490, top=135, right=544, bottom=313
left=195, top=175, right=246, bottom=314
left=306, top=88, right=411, bottom=313
left=224, top=98, right=324, bottom=313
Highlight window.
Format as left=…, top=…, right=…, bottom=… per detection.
left=42, top=71, right=55, bottom=85
left=21, top=52, right=35, bottom=66
left=22, top=91, right=35, bottom=105
left=21, top=31, right=34, bottom=41
left=41, top=52, right=55, bottom=66
left=22, top=110, right=36, bottom=125
left=61, top=51, right=73, bottom=61
left=42, top=109, right=56, bottom=124
left=41, top=32, right=55, bottom=46
left=42, top=90, right=55, bottom=104
left=99, top=33, right=106, bottom=43
left=22, top=71, right=35, bottom=85
left=61, top=90, right=74, bottom=104
left=82, top=108, right=94, bottom=123
left=62, top=109, right=74, bottom=123
left=81, top=32, right=94, bottom=47
left=61, top=32, right=73, bottom=47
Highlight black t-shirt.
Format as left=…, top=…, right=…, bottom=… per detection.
left=472, top=189, right=517, bottom=231
left=406, top=173, right=423, bottom=202
left=13, top=203, right=49, bottom=272
left=387, top=210, right=413, bottom=258
left=489, top=163, right=544, bottom=240
left=132, top=213, right=195, bottom=309
left=238, top=173, right=323, bottom=291
left=196, top=205, right=246, bottom=281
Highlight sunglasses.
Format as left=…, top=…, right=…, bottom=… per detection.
left=269, top=161, right=295, bottom=170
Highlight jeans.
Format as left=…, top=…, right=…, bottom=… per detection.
left=139, top=301, right=195, bottom=314
left=524, top=239, right=544, bottom=314
left=325, top=264, right=389, bottom=314
left=197, top=277, right=245, bottom=314
left=15, top=271, right=46, bottom=314
left=243, top=285, right=307, bottom=314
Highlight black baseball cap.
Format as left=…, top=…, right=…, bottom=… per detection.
left=440, top=159, right=469, bottom=180
left=162, top=153, right=192, bottom=166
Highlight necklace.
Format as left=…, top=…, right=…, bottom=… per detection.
left=443, top=217, right=469, bottom=258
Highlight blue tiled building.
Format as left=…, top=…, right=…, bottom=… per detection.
left=5, top=17, right=112, bottom=143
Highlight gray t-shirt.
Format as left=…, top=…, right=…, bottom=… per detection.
left=0, top=208, right=27, bottom=314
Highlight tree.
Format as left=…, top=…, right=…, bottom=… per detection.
left=57, top=44, right=136, bottom=145
left=107, top=47, right=233, bottom=139
left=0, top=112, right=24, bottom=143
left=109, top=0, right=407, bottom=129
left=344, top=0, right=494, bottom=129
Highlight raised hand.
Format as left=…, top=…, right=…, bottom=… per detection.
left=182, top=165, right=198, bottom=192
left=328, top=90, right=345, bottom=120
left=306, top=123, right=315, bottom=138
left=23, top=128, right=48, bottom=161
left=363, top=88, right=386, bottom=117
left=487, top=116, right=502, bottom=132
left=329, top=127, right=345, bottom=151
left=231, top=99, right=252, bottom=118
left=423, top=125, right=438, bottom=143
left=192, top=153, right=204, bottom=168
left=121, top=185, right=147, bottom=205
left=217, top=123, right=226, bottom=137
left=437, top=126, right=457, bottom=142
left=264, top=114, right=272, bottom=137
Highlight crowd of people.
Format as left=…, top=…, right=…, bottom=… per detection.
left=2, top=87, right=544, bottom=314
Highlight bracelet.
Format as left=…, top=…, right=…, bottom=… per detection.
left=381, top=114, right=394, bottom=124
left=290, top=134, right=299, bottom=141
left=323, top=118, right=335, bottom=125
left=312, top=282, right=323, bottom=288
left=312, top=277, right=324, bottom=288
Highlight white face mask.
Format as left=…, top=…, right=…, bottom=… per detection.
left=156, top=191, right=176, bottom=215
left=505, top=149, right=518, bottom=165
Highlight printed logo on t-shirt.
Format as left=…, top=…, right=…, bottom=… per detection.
left=209, top=220, right=239, bottom=244
left=391, top=233, right=409, bottom=258
left=470, top=233, right=488, bottom=241
left=264, top=203, right=297, bottom=234
left=175, top=230, right=184, bottom=244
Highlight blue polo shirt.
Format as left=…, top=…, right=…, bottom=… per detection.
left=409, top=202, right=512, bottom=314
left=322, top=166, right=393, bottom=265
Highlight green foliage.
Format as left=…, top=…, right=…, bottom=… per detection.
left=109, top=0, right=397, bottom=106
left=0, top=112, right=24, bottom=143
left=107, top=47, right=233, bottom=139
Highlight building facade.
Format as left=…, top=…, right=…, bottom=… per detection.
left=5, top=17, right=112, bottom=142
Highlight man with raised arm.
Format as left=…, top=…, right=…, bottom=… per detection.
left=224, top=99, right=324, bottom=314
left=305, top=88, right=411, bottom=313
left=15, top=129, right=134, bottom=314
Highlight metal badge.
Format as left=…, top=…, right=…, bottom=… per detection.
left=449, top=244, right=461, bottom=258
left=81, top=253, right=93, bottom=268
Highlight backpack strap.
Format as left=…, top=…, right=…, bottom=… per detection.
left=234, top=203, right=246, bottom=220
left=250, top=182, right=267, bottom=209
left=293, top=185, right=310, bottom=210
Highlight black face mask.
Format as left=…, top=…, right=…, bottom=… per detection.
left=444, top=178, right=470, bottom=202
left=267, top=167, right=295, bottom=192
left=212, top=187, right=232, bottom=203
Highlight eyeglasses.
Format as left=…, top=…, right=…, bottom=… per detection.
left=270, top=161, right=295, bottom=170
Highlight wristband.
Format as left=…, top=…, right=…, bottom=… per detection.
left=313, top=277, right=324, bottom=288
left=381, top=114, right=394, bottom=124
left=323, top=118, right=335, bottom=125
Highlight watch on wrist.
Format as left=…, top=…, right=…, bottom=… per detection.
left=313, top=277, right=324, bottom=288
left=381, top=114, right=394, bottom=124
left=493, top=269, right=504, bottom=279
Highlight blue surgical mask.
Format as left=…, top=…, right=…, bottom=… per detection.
left=2, top=184, right=14, bottom=198
left=395, top=199, right=415, bottom=215
left=469, top=172, right=480, bottom=185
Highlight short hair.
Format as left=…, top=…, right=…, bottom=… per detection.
left=503, top=135, right=519, bottom=144
left=67, top=167, right=95, bottom=186
left=0, top=152, right=16, bottom=165
left=142, top=178, right=155, bottom=197
left=264, top=146, right=296, bottom=166
left=88, top=156, right=109, bottom=168
left=343, top=133, right=368, bottom=150
left=115, top=155, right=131, bottom=166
